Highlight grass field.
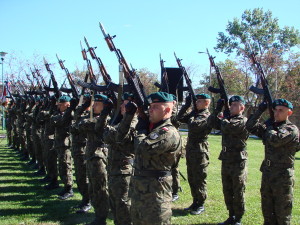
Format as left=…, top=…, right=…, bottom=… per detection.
left=0, top=133, right=300, bottom=225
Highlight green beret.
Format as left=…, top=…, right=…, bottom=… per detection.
left=147, top=92, right=174, bottom=103
left=229, top=95, right=245, bottom=105
left=196, top=94, right=211, bottom=99
left=122, top=92, right=134, bottom=101
left=58, top=95, right=71, bottom=103
left=94, top=94, right=108, bottom=102
left=34, top=96, right=40, bottom=102
left=171, top=94, right=177, bottom=101
left=83, top=93, right=91, bottom=99
left=272, top=99, right=293, bottom=110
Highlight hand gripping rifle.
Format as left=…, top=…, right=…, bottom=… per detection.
left=34, top=66, right=50, bottom=97
left=174, top=52, right=197, bottom=109
left=84, top=36, right=118, bottom=105
left=99, top=22, right=149, bottom=118
left=206, top=49, right=230, bottom=113
left=248, top=51, right=274, bottom=120
left=56, top=54, right=79, bottom=99
left=44, top=57, right=61, bottom=99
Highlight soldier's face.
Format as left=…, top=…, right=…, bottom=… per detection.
left=121, top=100, right=129, bottom=116
left=93, top=102, right=104, bottom=114
left=196, top=99, right=210, bottom=110
left=229, top=102, right=244, bottom=116
left=59, top=102, right=70, bottom=112
left=273, top=106, right=292, bottom=122
left=149, top=102, right=171, bottom=123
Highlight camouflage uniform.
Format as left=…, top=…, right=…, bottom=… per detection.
left=246, top=109, right=299, bottom=225
left=130, top=117, right=182, bottom=225
left=31, top=104, right=44, bottom=170
left=103, top=113, right=138, bottom=225
left=178, top=108, right=212, bottom=208
left=5, top=104, right=13, bottom=147
left=25, top=103, right=36, bottom=163
left=208, top=111, right=248, bottom=220
left=71, top=107, right=90, bottom=205
left=38, top=104, right=57, bottom=182
left=79, top=113, right=109, bottom=225
left=51, top=107, right=73, bottom=191
left=10, top=105, right=19, bottom=149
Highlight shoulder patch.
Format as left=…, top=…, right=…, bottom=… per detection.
left=161, top=127, right=169, bottom=131
left=149, top=132, right=159, bottom=140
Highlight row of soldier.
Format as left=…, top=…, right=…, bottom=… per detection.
left=4, top=90, right=299, bottom=225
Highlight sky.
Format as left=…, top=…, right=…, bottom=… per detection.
left=1, top=0, right=299, bottom=86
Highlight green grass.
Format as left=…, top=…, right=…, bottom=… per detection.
left=0, top=133, right=300, bottom=225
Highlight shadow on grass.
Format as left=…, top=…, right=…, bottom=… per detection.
left=295, top=157, right=300, bottom=160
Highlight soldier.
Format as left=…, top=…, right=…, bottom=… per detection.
left=176, top=93, right=212, bottom=215
left=79, top=94, right=109, bottom=225
left=125, top=91, right=182, bottom=225
left=246, top=99, right=299, bottom=225
left=102, top=92, right=137, bottom=225
left=208, top=96, right=249, bottom=225
left=51, top=95, right=74, bottom=200
left=5, top=100, right=13, bottom=148
left=70, top=94, right=91, bottom=213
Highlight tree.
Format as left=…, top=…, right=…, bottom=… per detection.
left=215, top=8, right=300, bottom=105
left=137, top=68, right=159, bottom=95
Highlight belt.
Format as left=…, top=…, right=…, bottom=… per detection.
left=222, top=147, right=246, bottom=152
left=134, top=170, right=171, bottom=178
left=264, top=159, right=294, bottom=168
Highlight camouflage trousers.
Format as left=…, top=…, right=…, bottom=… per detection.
left=261, top=167, right=294, bottom=225
left=6, top=126, right=12, bottom=146
left=130, top=176, right=172, bottom=225
left=25, top=129, right=35, bottom=160
left=43, top=138, right=56, bottom=180
left=57, top=147, right=73, bottom=188
left=186, top=151, right=209, bottom=205
left=32, top=131, right=44, bottom=168
left=109, top=174, right=132, bottom=225
left=171, top=167, right=180, bottom=195
left=221, top=160, right=247, bottom=218
left=86, top=155, right=109, bottom=221
left=12, top=126, right=19, bottom=148
left=18, top=127, right=27, bottom=155
left=72, top=144, right=89, bottom=203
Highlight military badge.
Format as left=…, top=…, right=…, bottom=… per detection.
left=150, top=132, right=159, bottom=140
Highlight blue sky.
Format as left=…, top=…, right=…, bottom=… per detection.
left=1, top=0, right=299, bottom=85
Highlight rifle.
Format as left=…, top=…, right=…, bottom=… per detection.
left=154, top=54, right=170, bottom=93
left=56, top=54, right=79, bottom=99
left=4, top=81, right=15, bottom=103
left=99, top=22, right=148, bottom=116
left=84, top=36, right=118, bottom=105
left=248, top=51, right=274, bottom=120
left=174, top=52, right=197, bottom=108
left=206, top=49, right=230, bottom=113
left=34, top=66, right=50, bottom=97
left=44, top=57, right=61, bottom=99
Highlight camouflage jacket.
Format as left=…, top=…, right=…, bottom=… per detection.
left=208, top=111, right=249, bottom=162
left=134, top=118, right=182, bottom=173
left=246, top=109, right=299, bottom=170
left=178, top=108, right=212, bottom=153
left=103, top=113, right=138, bottom=175
left=51, top=107, right=73, bottom=149
left=78, top=113, right=108, bottom=160
left=70, top=106, right=88, bottom=146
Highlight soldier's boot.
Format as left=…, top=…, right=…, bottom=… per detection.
left=184, top=199, right=198, bottom=211
left=218, top=216, right=235, bottom=225
left=27, top=158, right=36, bottom=166
left=31, top=163, right=39, bottom=170
left=172, top=193, right=179, bottom=202
left=44, top=180, right=60, bottom=190
left=33, top=166, right=46, bottom=176
left=58, top=186, right=74, bottom=200
left=21, top=153, right=30, bottom=161
left=76, top=202, right=92, bottom=214
left=190, top=204, right=205, bottom=215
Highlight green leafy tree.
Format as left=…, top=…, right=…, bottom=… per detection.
left=215, top=8, right=300, bottom=105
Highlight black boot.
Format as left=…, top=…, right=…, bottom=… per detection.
left=218, top=216, right=235, bottom=225
left=190, top=204, right=205, bottom=215
left=33, top=167, right=46, bottom=176
left=184, top=199, right=198, bottom=211
left=39, top=175, right=52, bottom=183
left=172, top=193, right=179, bottom=202
left=58, top=186, right=74, bottom=200
left=76, top=202, right=92, bottom=214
